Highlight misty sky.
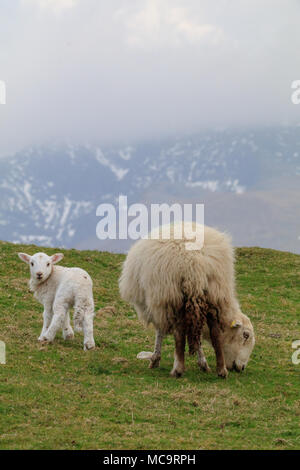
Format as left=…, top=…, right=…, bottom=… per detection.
left=0, top=0, right=300, bottom=156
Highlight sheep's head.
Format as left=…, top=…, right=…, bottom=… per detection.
left=18, top=252, right=64, bottom=284
left=222, top=313, right=255, bottom=372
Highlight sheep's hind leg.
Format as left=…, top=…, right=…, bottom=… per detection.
left=74, top=297, right=95, bottom=351
left=207, top=313, right=228, bottom=378
left=170, top=328, right=186, bottom=378
left=197, top=340, right=211, bottom=372
left=62, top=312, right=74, bottom=340
left=149, top=330, right=163, bottom=369
left=83, top=311, right=95, bottom=351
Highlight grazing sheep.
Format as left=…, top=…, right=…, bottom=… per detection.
left=119, top=222, right=255, bottom=378
left=18, top=252, right=95, bottom=351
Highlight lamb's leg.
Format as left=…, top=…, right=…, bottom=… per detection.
left=170, top=328, right=186, bottom=378
left=38, top=306, right=53, bottom=341
left=41, top=302, right=68, bottom=343
left=149, top=330, right=163, bottom=369
left=74, top=297, right=95, bottom=351
left=207, top=313, right=228, bottom=378
left=82, top=311, right=95, bottom=351
left=197, top=339, right=211, bottom=372
left=62, top=312, right=74, bottom=340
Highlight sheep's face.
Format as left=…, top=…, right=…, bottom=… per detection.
left=18, top=252, right=64, bottom=284
left=222, top=314, right=255, bottom=372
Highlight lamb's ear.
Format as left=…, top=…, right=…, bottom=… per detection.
left=18, top=253, right=31, bottom=264
left=231, top=320, right=242, bottom=328
left=51, top=253, right=64, bottom=264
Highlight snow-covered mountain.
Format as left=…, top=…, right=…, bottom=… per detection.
left=0, top=127, right=300, bottom=253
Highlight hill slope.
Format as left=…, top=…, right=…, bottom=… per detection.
left=0, top=242, right=299, bottom=450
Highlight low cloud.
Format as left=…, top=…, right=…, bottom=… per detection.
left=0, top=0, right=300, bottom=156
left=21, top=0, right=78, bottom=14
left=115, top=2, right=225, bottom=48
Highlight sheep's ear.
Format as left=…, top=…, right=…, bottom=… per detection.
left=51, top=253, right=64, bottom=264
left=18, top=253, right=31, bottom=264
left=231, top=320, right=242, bottom=328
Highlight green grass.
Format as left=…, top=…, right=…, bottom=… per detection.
left=0, top=241, right=299, bottom=450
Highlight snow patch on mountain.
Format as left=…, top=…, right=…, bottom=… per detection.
left=95, top=148, right=129, bottom=181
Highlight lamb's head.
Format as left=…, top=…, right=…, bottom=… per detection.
left=18, top=252, right=64, bottom=284
left=222, top=313, right=255, bottom=372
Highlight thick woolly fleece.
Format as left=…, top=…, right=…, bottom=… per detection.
left=119, top=222, right=255, bottom=371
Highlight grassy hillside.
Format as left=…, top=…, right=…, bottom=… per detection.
left=0, top=241, right=299, bottom=450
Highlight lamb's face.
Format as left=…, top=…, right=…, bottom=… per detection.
left=29, top=253, right=53, bottom=283
left=18, top=252, right=64, bottom=284
left=222, top=314, right=255, bottom=372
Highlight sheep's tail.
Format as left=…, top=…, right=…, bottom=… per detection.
left=184, top=296, right=207, bottom=356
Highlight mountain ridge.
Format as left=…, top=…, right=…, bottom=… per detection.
left=0, top=126, right=299, bottom=253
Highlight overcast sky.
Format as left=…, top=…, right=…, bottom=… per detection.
left=0, top=0, right=300, bottom=156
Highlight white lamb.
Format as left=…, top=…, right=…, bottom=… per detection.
left=18, top=252, right=95, bottom=351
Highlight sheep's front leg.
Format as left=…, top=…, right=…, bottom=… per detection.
left=38, top=306, right=53, bottom=341
left=41, top=302, right=68, bottom=343
left=170, top=328, right=186, bottom=378
left=207, top=313, right=228, bottom=378
left=197, top=339, right=211, bottom=372
left=62, top=312, right=74, bottom=340
left=149, top=330, right=163, bottom=369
